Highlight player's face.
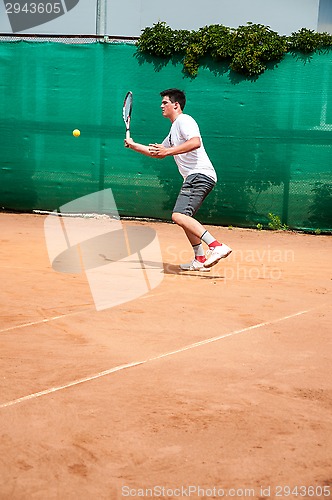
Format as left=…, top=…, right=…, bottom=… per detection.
left=160, top=96, right=175, bottom=118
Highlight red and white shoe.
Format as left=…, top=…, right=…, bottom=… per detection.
left=203, top=244, right=232, bottom=268
left=180, top=259, right=210, bottom=272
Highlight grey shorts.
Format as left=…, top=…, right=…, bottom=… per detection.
left=173, top=173, right=216, bottom=217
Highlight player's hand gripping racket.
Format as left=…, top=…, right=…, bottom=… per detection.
left=123, top=91, right=133, bottom=146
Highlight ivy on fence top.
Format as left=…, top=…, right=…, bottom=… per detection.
left=136, top=22, right=332, bottom=77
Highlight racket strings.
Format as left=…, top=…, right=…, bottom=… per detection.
left=123, top=92, right=132, bottom=121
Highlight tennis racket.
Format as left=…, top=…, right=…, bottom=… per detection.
left=123, top=91, right=133, bottom=142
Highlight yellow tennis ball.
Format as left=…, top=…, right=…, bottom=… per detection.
left=73, top=129, right=80, bottom=137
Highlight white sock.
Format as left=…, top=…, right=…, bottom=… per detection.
left=200, top=230, right=219, bottom=247
left=193, top=243, right=205, bottom=258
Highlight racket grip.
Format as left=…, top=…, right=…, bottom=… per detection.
left=126, top=129, right=130, bottom=140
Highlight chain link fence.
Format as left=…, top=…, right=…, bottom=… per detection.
left=0, top=39, right=331, bottom=232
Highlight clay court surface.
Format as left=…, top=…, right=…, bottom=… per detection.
left=0, top=212, right=331, bottom=499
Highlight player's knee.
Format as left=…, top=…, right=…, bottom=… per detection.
left=172, top=212, right=183, bottom=225
left=172, top=212, right=190, bottom=227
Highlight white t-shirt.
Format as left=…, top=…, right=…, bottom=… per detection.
left=162, top=113, right=217, bottom=182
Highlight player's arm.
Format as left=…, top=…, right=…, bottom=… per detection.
left=125, top=137, right=165, bottom=158
left=148, top=137, right=201, bottom=158
left=125, top=139, right=150, bottom=155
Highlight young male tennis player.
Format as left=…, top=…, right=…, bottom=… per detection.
left=124, top=88, right=232, bottom=271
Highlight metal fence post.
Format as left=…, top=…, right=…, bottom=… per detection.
left=96, top=0, right=107, bottom=36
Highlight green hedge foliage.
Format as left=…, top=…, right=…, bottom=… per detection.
left=137, top=22, right=332, bottom=76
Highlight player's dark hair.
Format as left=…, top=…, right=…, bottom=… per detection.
left=160, top=88, right=186, bottom=110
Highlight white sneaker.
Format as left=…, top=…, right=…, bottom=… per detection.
left=180, top=259, right=211, bottom=272
left=203, top=244, right=232, bottom=268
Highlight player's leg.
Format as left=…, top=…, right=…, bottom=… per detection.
left=172, top=174, right=232, bottom=270
left=173, top=214, right=208, bottom=270
left=172, top=174, right=210, bottom=270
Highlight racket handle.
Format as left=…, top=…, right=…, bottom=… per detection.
left=125, top=129, right=130, bottom=147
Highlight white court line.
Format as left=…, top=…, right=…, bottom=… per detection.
left=0, top=309, right=92, bottom=334
left=0, top=308, right=311, bottom=410
left=0, top=293, right=159, bottom=334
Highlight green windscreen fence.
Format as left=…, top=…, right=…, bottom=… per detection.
left=0, top=40, right=331, bottom=232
